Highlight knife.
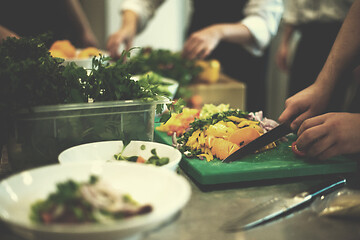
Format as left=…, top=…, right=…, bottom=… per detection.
left=222, top=177, right=347, bottom=232
left=222, top=121, right=292, bottom=163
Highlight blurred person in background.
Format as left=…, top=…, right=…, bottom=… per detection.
left=107, top=0, right=283, bottom=114
left=276, top=0, right=356, bottom=112
left=0, top=0, right=98, bottom=47
left=278, top=0, right=360, bottom=160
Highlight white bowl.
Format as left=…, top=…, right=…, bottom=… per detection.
left=64, top=58, right=93, bottom=69
left=63, top=49, right=109, bottom=69
left=0, top=162, right=191, bottom=240
left=157, top=77, right=179, bottom=100
left=58, top=141, right=181, bottom=171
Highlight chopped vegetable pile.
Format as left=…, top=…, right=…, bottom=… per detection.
left=30, top=175, right=152, bottom=224
left=156, top=108, right=200, bottom=137
left=156, top=103, right=231, bottom=137
left=168, top=106, right=280, bottom=161
left=198, top=103, right=231, bottom=120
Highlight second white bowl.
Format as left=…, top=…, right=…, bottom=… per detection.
left=58, top=140, right=181, bottom=171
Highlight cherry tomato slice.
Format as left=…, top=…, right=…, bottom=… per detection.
left=136, top=156, right=146, bottom=163
left=291, top=141, right=306, bottom=157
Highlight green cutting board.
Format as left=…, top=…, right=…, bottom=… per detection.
left=154, top=127, right=358, bottom=185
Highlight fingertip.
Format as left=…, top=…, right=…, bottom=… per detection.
left=125, top=43, right=132, bottom=52
left=181, top=50, right=189, bottom=59
left=106, top=40, right=112, bottom=51
left=201, top=49, right=210, bottom=59
left=198, top=52, right=206, bottom=60
left=290, top=124, right=296, bottom=132
left=188, top=55, right=196, bottom=60
left=291, top=119, right=301, bottom=132
left=187, top=52, right=196, bottom=60
left=278, top=114, right=285, bottom=123
left=180, top=52, right=186, bottom=59
left=278, top=110, right=290, bottom=124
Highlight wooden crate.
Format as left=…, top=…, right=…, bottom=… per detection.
left=188, top=73, right=246, bottom=110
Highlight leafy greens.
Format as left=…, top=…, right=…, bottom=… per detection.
left=127, top=47, right=202, bottom=98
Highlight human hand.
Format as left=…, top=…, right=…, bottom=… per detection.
left=295, top=113, right=360, bottom=160
left=182, top=25, right=222, bottom=60
left=278, top=83, right=331, bottom=130
left=107, top=25, right=136, bottom=59
left=275, top=24, right=294, bottom=72
left=0, top=25, right=19, bottom=41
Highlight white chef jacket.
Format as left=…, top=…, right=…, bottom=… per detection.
left=120, top=0, right=283, bottom=56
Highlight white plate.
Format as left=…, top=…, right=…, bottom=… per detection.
left=0, top=162, right=191, bottom=240
left=58, top=141, right=182, bottom=171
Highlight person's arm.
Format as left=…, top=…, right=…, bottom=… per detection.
left=313, top=0, right=360, bottom=93
left=276, top=0, right=302, bottom=72
left=276, top=23, right=295, bottom=72
left=107, top=10, right=138, bottom=59
left=106, top=0, right=165, bottom=59
left=182, top=23, right=254, bottom=59
left=65, top=0, right=99, bottom=47
left=277, top=0, right=360, bottom=160
left=239, top=0, right=284, bottom=56
left=121, top=0, right=165, bottom=34
left=0, top=25, right=19, bottom=41
left=182, top=0, right=283, bottom=59
left=279, top=0, right=360, bottom=130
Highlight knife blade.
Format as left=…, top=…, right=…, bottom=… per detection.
left=221, top=177, right=347, bottom=232
left=222, top=121, right=292, bottom=163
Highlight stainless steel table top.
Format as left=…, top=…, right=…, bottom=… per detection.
left=1, top=164, right=360, bottom=240
left=141, top=170, right=360, bottom=240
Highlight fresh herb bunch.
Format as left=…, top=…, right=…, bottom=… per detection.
left=177, top=110, right=249, bottom=155
left=76, top=51, right=170, bottom=104
left=0, top=34, right=86, bottom=115
left=0, top=35, right=172, bottom=163
left=0, top=35, right=169, bottom=116
left=127, top=47, right=202, bottom=97
left=87, top=54, right=146, bottom=102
